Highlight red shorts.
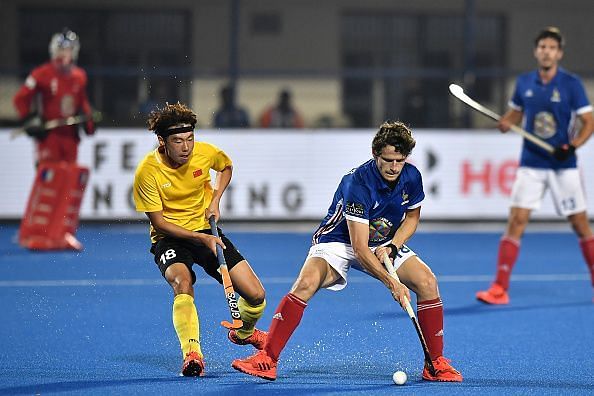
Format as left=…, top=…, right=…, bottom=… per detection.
left=36, top=132, right=79, bottom=164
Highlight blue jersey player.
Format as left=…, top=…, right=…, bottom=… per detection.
left=232, top=121, right=462, bottom=382
left=477, top=27, right=594, bottom=305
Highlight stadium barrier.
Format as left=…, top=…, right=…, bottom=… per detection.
left=2, top=129, right=593, bottom=221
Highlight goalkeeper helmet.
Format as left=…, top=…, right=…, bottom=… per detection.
left=49, top=28, right=80, bottom=61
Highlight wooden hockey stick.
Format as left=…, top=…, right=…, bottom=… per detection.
left=208, top=215, right=243, bottom=330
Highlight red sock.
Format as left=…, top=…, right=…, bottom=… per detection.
left=494, top=237, right=520, bottom=290
left=579, top=237, right=594, bottom=286
left=264, top=293, right=307, bottom=361
left=417, top=298, right=444, bottom=360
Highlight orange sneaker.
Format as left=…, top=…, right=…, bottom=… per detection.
left=181, top=351, right=205, bottom=377
left=422, top=356, right=462, bottom=382
left=228, top=328, right=268, bottom=350
left=476, top=283, right=509, bottom=305
left=231, top=350, right=277, bottom=381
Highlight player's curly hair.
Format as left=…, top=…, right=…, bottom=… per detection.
left=534, top=26, right=564, bottom=48
left=147, top=102, right=197, bottom=136
left=372, top=121, right=416, bottom=157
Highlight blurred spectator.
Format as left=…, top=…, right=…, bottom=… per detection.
left=139, top=81, right=174, bottom=116
left=260, top=89, right=304, bottom=128
left=402, top=82, right=426, bottom=128
left=212, top=84, right=250, bottom=128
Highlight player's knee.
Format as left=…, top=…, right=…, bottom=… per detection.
left=291, top=274, right=319, bottom=297
left=416, top=271, right=438, bottom=295
left=509, top=211, right=529, bottom=229
left=169, top=277, right=193, bottom=295
left=568, top=212, right=592, bottom=238
left=248, top=289, right=266, bottom=306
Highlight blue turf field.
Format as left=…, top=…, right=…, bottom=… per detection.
left=1, top=223, right=593, bottom=395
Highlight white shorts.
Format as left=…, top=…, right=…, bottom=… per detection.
left=306, top=242, right=417, bottom=291
left=510, top=167, right=587, bottom=216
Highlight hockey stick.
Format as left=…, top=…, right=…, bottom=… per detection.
left=382, top=253, right=437, bottom=376
left=10, top=111, right=103, bottom=139
left=208, top=215, right=243, bottom=330
left=448, top=84, right=554, bottom=153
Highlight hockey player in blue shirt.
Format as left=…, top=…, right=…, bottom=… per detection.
left=477, top=27, right=594, bottom=305
left=232, top=121, right=462, bottom=382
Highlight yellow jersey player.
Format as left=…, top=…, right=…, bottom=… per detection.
left=133, top=102, right=267, bottom=377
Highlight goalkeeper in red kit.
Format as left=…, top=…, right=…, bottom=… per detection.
left=13, top=28, right=96, bottom=251
left=13, top=28, right=95, bottom=165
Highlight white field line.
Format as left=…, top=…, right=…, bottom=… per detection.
left=0, top=273, right=588, bottom=288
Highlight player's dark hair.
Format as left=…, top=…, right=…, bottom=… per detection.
left=372, top=121, right=416, bottom=157
left=147, top=102, right=197, bottom=137
left=534, top=26, right=564, bottom=48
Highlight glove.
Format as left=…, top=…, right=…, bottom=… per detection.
left=24, top=125, right=48, bottom=139
left=83, top=120, right=95, bottom=135
left=387, top=243, right=400, bottom=260
left=21, top=114, right=48, bottom=139
left=553, top=144, right=575, bottom=161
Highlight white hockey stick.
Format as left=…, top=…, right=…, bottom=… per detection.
left=382, top=253, right=436, bottom=375
left=448, top=84, right=554, bottom=153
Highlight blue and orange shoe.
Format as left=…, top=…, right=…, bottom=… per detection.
left=228, top=328, right=268, bottom=350
left=181, top=351, right=205, bottom=377
left=476, top=283, right=509, bottom=305
left=422, top=356, right=462, bottom=382
left=231, top=350, right=277, bottom=381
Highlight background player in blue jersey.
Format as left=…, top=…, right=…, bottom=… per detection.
left=231, top=121, right=462, bottom=382
left=477, top=27, right=594, bottom=305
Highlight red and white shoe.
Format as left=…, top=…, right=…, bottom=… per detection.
left=181, top=351, right=205, bottom=377
left=476, top=283, right=509, bottom=305
left=228, top=328, right=268, bottom=350
left=231, top=350, right=277, bottom=381
left=422, top=356, right=463, bottom=382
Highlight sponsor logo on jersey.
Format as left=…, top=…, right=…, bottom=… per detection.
left=272, top=312, right=284, bottom=321
left=345, top=201, right=365, bottom=217
left=551, top=88, right=561, bottom=102
left=525, top=89, right=533, bottom=97
left=162, top=182, right=172, bottom=188
left=193, top=169, right=203, bottom=178
left=60, top=94, right=75, bottom=117
left=373, top=201, right=380, bottom=209
left=435, top=329, right=444, bottom=337
left=369, top=217, right=393, bottom=242
left=534, top=111, right=556, bottom=139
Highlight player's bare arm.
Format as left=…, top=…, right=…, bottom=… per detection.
left=390, top=207, right=421, bottom=250
left=347, top=219, right=411, bottom=306
left=571, top=111, right=594, bottom=148
left=497, top=109, right=523, bottom=133
left=146, top=210, right=225, bottom=254
left=206, top=165, right=233, bottom=221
